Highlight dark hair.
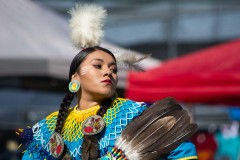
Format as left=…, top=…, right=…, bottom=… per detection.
left=54, top=46, right=116, bottom=160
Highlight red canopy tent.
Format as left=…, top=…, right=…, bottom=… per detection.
left=126, top=39, right=240, bottom=105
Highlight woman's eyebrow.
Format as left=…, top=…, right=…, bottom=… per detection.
left=90, top=58, right=104, bottom=62
left=109, top=62, right=117, bottom=67
left=90, top=58, right=116, bottom=66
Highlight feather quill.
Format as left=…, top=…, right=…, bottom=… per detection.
left=113, top=97, right=198, bottom=160
left=69, top=3, right=106, bottom=49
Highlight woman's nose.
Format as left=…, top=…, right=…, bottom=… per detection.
left=103, top=67, right=112, bottom=76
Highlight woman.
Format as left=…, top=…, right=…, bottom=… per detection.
left=20, top=3, right=198, bottom=160
left=21, top=46, right=197, bottom=160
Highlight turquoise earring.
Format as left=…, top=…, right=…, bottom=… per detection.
left=69, top=80, right=80, bottom=93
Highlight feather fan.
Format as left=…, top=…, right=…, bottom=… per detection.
left=113, top=97, right=198, bottom=160
left=69, top=3, right=106, bottom=49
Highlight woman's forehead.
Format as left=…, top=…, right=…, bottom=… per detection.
left=84, top=50, right=116, bottom=63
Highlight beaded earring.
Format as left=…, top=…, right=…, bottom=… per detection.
left=69, top=80, right=80, bottom=93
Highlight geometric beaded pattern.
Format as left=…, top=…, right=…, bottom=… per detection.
left=103, top=98, right=126, bottom=126
left=21, top=98, right=198, bottom=160
left=46, top=105, right=100, bottom=142
left=110, top=146, right=127, bottom=160
left=22, top=121, right=55, bottom=160
left=99, top=99, right=147, bottom=156
left=45, top=98, right=128, bottom=143
left=22, top=98, right=147, bottom=160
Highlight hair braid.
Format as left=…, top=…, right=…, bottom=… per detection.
left=55, top=92, right=75, bottom=133
left=81, top=98, right=114, bottom=160
left=53, top=92, right=75, bottom=159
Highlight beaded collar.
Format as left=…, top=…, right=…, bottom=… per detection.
left=62, top=105, right=100, bottom=141
left=46, top=104, right=100, bottom=142
left=45, top=98, right=127, bottom=142
left=73, top=104, right=100, bottom=121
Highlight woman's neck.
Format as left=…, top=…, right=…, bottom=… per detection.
left=77, top=97, right=101, bottom=110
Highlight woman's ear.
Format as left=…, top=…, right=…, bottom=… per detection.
left=71, top=73, right=81, bottom=82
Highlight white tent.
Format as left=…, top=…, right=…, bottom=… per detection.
left=0, top=0, right=160, bottom=88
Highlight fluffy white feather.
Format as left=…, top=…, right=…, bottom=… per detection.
left=115, top=52, right=151, bottom=71
left=69, top=3, right=107, bottom=49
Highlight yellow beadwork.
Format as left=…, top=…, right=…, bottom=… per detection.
left=45, top=98, right=127, bottom=142
left=46, top=105, right=100, bottom=142
left=62, top=105, right=100, bottom=141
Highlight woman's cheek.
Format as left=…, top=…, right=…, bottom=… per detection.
left=80, top=66, right=93, bottom=75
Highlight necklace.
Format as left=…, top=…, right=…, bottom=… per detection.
left=73, top=104, right=100, bottom=121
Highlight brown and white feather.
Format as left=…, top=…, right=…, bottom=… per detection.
left=114, top=97, right=198, bottom=160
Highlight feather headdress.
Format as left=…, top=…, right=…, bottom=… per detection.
left=68, top=3, right=150, bottom=71
left=69, top=3, right=106, bottom=49
left=107, top=97, right=198, bottom=160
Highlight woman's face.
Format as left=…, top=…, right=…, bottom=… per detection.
left=73, top=50, right=118, bottom=100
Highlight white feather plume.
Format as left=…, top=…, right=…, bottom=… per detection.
left=69, top=3, right=107, bottom=49
left=115, top=52, right=152, bottom=71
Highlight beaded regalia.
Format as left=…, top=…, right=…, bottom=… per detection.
left=19, top=98, right=198, bottom=160
left=20, top=98, right=145, bottom=159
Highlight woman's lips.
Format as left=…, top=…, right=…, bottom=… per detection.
left=101, top=79, right=113, bottom=85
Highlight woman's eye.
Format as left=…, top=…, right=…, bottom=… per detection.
left=94, top=65, right=102, bottom=69
left=111, top=68, right=118, bottom=74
